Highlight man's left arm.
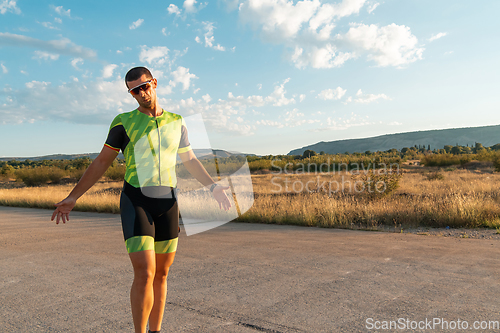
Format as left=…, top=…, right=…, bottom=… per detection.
left=178, top=150, right=232, bottom=210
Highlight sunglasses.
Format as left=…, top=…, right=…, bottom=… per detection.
left=128, top=79, right=153, bottom=95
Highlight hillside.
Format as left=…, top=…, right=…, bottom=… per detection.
left=288, top=125, right=500, bottom=155
left=0, top=149, right=254, bottom=162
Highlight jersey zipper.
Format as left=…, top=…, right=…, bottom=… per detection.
left=155, top=117, right=161, bottom=186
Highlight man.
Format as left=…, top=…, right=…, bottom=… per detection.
left=51, top=67, right=231, bottom=333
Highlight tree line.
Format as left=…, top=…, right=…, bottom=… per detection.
left=2, top=142, right=500, bottom=186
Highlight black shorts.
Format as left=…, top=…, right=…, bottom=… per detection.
left=120, top=181, right=179, bottom=253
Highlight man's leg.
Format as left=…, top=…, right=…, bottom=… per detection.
left=148, top=251, right=176, bottom=331
left=129, top=249, right=156, bottom=333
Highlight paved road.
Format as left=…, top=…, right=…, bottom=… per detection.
left=1, top=206, right=499, bottom=332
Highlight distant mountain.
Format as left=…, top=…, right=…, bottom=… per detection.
left=0, top=152, right=120, bottom=162
left=288, top=124, right=500, bottom=156
left=0, top=149, right=256, bottom=162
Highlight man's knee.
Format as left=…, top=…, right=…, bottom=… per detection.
left=134, top=266, right=156, bottom=284
left=154, top=268, right=170, bottom=282
left=129, top=247, right=156, bottom=285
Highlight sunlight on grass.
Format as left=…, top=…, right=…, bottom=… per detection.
left=0, top=182, right=122, bottom=214
left=1, top=168, right=500, bottom=229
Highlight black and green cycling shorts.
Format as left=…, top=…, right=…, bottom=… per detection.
left=120, top=181, right=179, bottom=254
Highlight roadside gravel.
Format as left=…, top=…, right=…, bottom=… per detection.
left=402, top=227, right=500, bottom=240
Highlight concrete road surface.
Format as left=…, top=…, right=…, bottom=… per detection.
left=1, top=206, right=499, bottom=332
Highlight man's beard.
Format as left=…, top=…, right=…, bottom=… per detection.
left=140, top=98, right=153, bottom=108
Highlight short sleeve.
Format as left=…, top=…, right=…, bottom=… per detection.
left=177, top=117, right=192, bottom=154
left=104, top=115, right=126, bottom=153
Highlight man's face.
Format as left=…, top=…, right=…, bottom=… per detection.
left=126, top=74, right=157, bottom=109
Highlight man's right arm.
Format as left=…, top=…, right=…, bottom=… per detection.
left=51, top=146, right=118, bottom=224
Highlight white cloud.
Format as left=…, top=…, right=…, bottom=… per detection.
left=161, top=95, right=255, bottom=136
left=213, top=44, right=226, bottom=51
left=0, top=33, right=97, bottom=60
left=54, top=17, right=62, bottom=24
left=341, top=23, right=424, bottom=67
left=429, top=32, right=447, bottom=42
left=168, top=1, right=205, bottom=18
left=33, top=51, right=60, bottom=61
left=1, top=63, right=7, bottom=74
left=71, top=58, right=84, bottom=70
left=284, top=108, right=304, bottom=124
left=53, top=5, right=71, bottom=17
left=40, top=21, right=59, bottom=30
left=0, top=78, right=136, bottom=124
left=161, top=28, right=169, bottom=36
left=256, top=119, right=283, bottom=128
left=157, top=77, right=301, bottom=135
left=129, top=19, right=144, bottom=30
left=367, top=2, right=379, bottom=13
left=257, top=83, right=262, bottom=90
left=265, top=78, right=295, bottom=106
left=256, top=108, right=320, bottom=128
left=240, top=0, right=366, bottom=41
left=318, top=87, right=346, bottom=100
left=239, top=0, right=321, bottom=41
left=169, top=66, right=198, bottom=91
left=202, top=94, right=211, bottom=103
left=167, top=4, right=181, bottom=15
left=329, top=0, right=366, bottom=18
left=299, top=94, right=306, bottom=102
left=239, top=0, right=423, bottom=69
left=197, top=21, right=226, bottom=51
left=320, top=114, right=371, bottom=130
left=184, top=0, right=198, bottom=13
left=238, top=0, right=370, bottom=68
left=352, top=89, right=391, bottom=103
left=291, top=44, right=353, bottom=69
left=102, top=64, right=118, bottom=78
left=0, top=0, right=21, bottom=14
left=226, top=92, right=265, bottom=107
left=139, top=46, right=170, bottom=65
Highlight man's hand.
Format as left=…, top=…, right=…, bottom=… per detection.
left=51, top=197, right=76, bottom=224
left=213, top=186, right=232, bottom=211
left=49, top=146, right=117, bottom=225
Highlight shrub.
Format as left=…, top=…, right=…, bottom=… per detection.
left=15, top=166, right=66, bottom=186
left=69, top=168, right=86, bottom=181
left=351, top=170, right=402, bottom=200
left=0, top=164, right=15, bottom=178
left=425, top=171, right=445, bottom=181
left=104, top=164, right=126, bottom=181
left=493, top=156, right=500, bottom=172
left=421, top=154, right=472, bottom=167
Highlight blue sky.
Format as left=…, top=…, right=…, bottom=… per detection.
left=0, top=0, right=499, bottom=157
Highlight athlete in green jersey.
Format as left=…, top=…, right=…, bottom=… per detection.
left=52, top=67, right=231, bottom=333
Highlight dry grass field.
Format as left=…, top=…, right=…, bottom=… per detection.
left=1, top=163, right=499, bottom=229
left=0, top=181, right=122, bottom=214
left=240, top=165, right=500, bottom=229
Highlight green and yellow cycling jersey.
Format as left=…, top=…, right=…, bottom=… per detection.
left=104, top=109, right=191, bottom=188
